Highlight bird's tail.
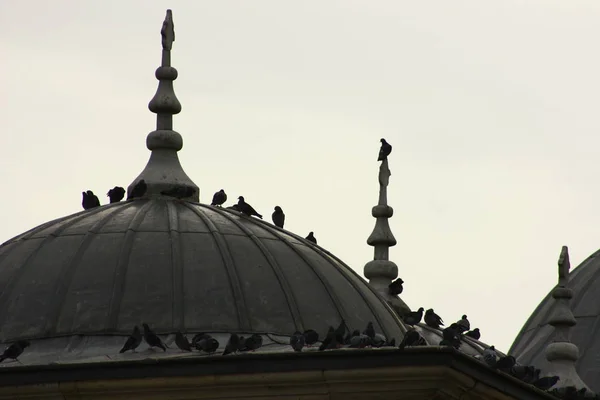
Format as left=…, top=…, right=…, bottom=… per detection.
left=119, top=348, right=126, bottom=354
left=257, top=214, right=263, bottom=219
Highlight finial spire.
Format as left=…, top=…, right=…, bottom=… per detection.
left=128, top=10, right=199, bottom=202
left=364, top=143, right=410, bottom=316
left=543, top=246, right=592, bottom=393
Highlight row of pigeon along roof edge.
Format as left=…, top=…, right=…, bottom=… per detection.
left=0, top=8, right=595, bottom=400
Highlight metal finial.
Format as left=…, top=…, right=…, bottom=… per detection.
left=543, top=246, right=592, bottom=393
left=363, top=155, right=410, bottom=316
left=127, top=10, right=199, bottom=202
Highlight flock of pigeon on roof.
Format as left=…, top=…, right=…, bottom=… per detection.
left=3, top=139, right=595, bottom=399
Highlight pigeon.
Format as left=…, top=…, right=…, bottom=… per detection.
left=142, top=323, right=166, bottom=351
left=198, top=337, right=220, bottom=353
left=440, top=324, right=461, bottom=349
left=223, top=333, right=240, bottom=355
left=319, top=327, right=339, bottom=351
left=0, top=340, right=30, bottom=363
left=334, top=320, right=348, bottom=343
left=482, top=346, right=497, bottom=367
left=509, top=365, right=536, bottom=382
left=128, top=180, right=147, bottom=200
left=119, top=326, right=142, bottom=353
left=161, top=186, right=196, bottom=199
left=388, top=278, right=404, bottom=296
left=455, top=315, right=470, bottom=333
left=372, top=333, right=387, bottom=348
left=191, top=333, right=210, bottom=348
left=272, top=206, right=285, bottom=228
left=303, top=329, right=319, bottom=347
left=175, top=331, right=192, bottom=352
left=533, top=376, right=560, bottom=391
left=377, top=138, right=392, bottom=161
left=290, top=331, right=305, bottom=352
left=495, top=355, right=516, bottom=372
left=237, top=196, right=263, bottom=219
left=211, top=189, right=227, bottom=206
left=424, top=309, right=444, bottom=329
left=107, top=186, right=126, bottom=203
left=350, top=333, right=372, bottom=348
left=82, top=190, right=100, bottom=210
left=402, top=307, right=425, bottom=326
left=398, top=329, right=426, bottom=350
left=363, top=322, right=376, bottom=339
left=243, top=334, right=263, bottom=352
left=237, top=336, right=247, bottom=352
left=464, top=328, right=480, bottom=340
left=305, top=232, right=317, bottom=244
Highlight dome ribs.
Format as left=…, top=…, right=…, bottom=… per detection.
left=166, top=201, right=185, bottom=331
left=252, top=222, right=350, bottom=331
left=307, top=245, right=393, bottom=341
left=212, top=207, right=305, bottom=333
left=45, top=204, right=135, bottom=336
left=0, top=206, right=110, bottom=340
left=182, top=203, right=251, bottom=331
left=106, top=201, right=155, bottom=331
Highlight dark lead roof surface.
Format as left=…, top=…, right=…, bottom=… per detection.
left=0, top=199, right=403, bottom=344
left=510, top=249, right=600, bottom=393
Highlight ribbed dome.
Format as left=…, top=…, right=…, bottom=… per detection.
left=509, top=249, right=600, bottom=392
left=0, top=199, right=403, bottom=343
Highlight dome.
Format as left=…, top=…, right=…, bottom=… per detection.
left=0, top=199, right=403, bottom=345
left=509, top=248, right=600, bottom=392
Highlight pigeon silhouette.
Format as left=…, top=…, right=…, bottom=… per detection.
left=211, top=189, right=227, bottom=206
left=119, top=326, right=142, bottom=353
left=128, top=180, right=147, bottom=200
left=161, top=186, right=195, bottom=200
left=198, top=337, right=220, bottom=353
left=455, top=315, right=470, bottom=333
left=237, top=196, right=263, bottom=219
left=175, top=331, right=192, bottom=351
left=398, top=329, right=425, bottom=350
left=272, top=206, right=285, bottom=228
left=482, top=345, right=497, bottom=367
left=377, top=138, right=392, bottom=161
left=107, top=186, right=126, bottom=203
left=303, top=329, right=319, bottom=347
left=440, top=324, right=461, bottom=349
left=82, top=190, right=100, bottom=210
left=243, top=334, right=263, bottom=352
left=388, top=278, right=404, bottom=296
left=363, top=322, right=376, bottom=339
left=0, top=340, right=30, bottom=363
left=305, top=232, right=317, bottom=244
left=464, top=328, right=481, bottom=340
left=319, top=326, right=339, bottom=351
left=402, top=307, right=425, bottom=326
left=495, top=355, right=516, bottom=371
left=290, top=331, right=305, bottom=352
left=533, top=376, right=560, bottom=391
left=223, top=333, right=240, bottom=355
left=191, top=333, right=210, bottom=348
left=142, top=323, right=166, bottom=351
left=424, top=309, right=444, bottom=329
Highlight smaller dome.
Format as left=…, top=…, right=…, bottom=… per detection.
left=510, top=249, right=600, bottom=393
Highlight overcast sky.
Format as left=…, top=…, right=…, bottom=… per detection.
left=3, top=0, right=600, bottom=352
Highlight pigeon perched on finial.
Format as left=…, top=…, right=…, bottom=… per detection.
left=0, top=340, right=30, bottom=363
left=128, top=180, right=147, bottom=200
left=464, top=328, right=481, bottom=340
left=142, top=323, right=166, bottom=351
left=402, top=307, right=424, bottom=326
left=272, top=206, right=285, bottom=228
left=107, top=186, right=126, bottom=203
left=82, top=190, right=100, bottom=210
left=377, top=138, right=392, bottom=161
left=305, top=232, right=317, bottom=244
left=211, top=189, right=227, bottom=206
left=424, top=309, right=444, bottom=329
left=119, top=326, right=142, bottom=353
left=237, top=196, right=263, bottom=219
left=388, top=278, right=404, bottom=296
left=161, top=186, right=195, bottom=200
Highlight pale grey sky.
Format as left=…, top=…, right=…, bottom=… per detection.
left=2, top=0, right=600, bottom=352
